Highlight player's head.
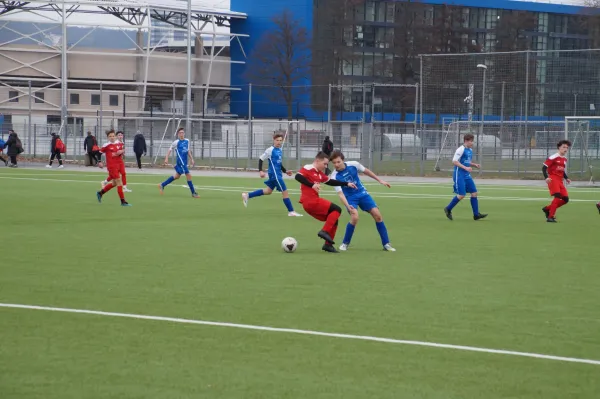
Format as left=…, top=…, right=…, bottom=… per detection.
left=106, top=129, right=116, bottom=142
left=177, top=127, right=185, bottom=140
left=329, top=150, right=346, bottom=171
left=463, top=133, right=475, bottom=148
left=117, top=131, right=124, bottom=141
left=313, top=151, right=329, bottom=173
left=273, top=133, right=284, bottom=148
left=557, top=140, right=571, bottom=156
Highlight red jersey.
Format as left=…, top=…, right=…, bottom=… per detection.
left=543, top=153, right=567, bottom=178
left=100, top=141, right=125, bottom=168
left=298, top=164, right=330, bottom=203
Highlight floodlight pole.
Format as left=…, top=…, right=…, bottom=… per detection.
left=185, top=0, right=192, bottom=136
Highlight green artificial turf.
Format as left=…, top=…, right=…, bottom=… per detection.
left=1, top=169, right=599, bottom=398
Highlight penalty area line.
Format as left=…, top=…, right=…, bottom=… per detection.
left=1, top=303, right=599, bottom=366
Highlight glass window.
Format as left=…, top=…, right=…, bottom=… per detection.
left=70, top=93, right=79, bottom=105
left=109, top=94, right=118, bottom=107
left=376, top=1, right=385, bottom=22
left=365, top=1, right=375, bottom=22
left=9, top=90, right=18, bottom=102
left=91, top=94, right=100, bottom=105
left=386, top=3, right=395, bottom=23
left=35, top=92, right=44, bottom=103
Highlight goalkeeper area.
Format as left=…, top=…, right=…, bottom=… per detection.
left=1, top=168, right=599, bottom=398
left=433, top=118, right=600, bottom=183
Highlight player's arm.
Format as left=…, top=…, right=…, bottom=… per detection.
left=281, top=165, right=293, bottom=176
left=295, top=173, right=314, bottom=188
left=335, top=189, right=357, bottom=213
left=258, top=148, right=272, bottom=178
left=324, top=179, right=356, bottom=189
left=563, top=171, right=571, bottom=184
left=363, top=168, right=390, bottom=188
left=188, top=148, right=195, bottom=166
left=542, top=162, right=551, bottom=183
left=452, top=147, right=471, bottom=172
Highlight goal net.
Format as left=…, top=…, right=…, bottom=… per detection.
left=433, top=120, right=567, bottom=175
left=565, top=116, right=600, bottom=184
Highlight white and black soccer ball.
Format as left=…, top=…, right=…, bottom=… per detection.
left=281, top=237, right=298, bottom=253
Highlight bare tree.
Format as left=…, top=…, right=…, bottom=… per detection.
left=244, top=9, right=310, bottom=120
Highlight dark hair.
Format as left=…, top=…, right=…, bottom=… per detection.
left=116, top=131, right=124, bottom=135
left=177, top=127, right=184, bottom=133
left=464, top=134, right=475, bottom=142
left=315, top=151, right=329, bottom=160
left=557, top=140, right=572, bottom=148
left=106, top=129, right=115, bottom=136
left=329, top=150, right=344, bottom=161
left=273, top=132, right=284, bottom=140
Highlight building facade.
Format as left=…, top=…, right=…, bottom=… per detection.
left=231, top=0, right=598, bottom=121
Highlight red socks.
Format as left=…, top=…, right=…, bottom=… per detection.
left=548, top=197, right=566, bottom=218
left=117, top=186, right=125, bottom=200
left=101, top=183, right=114, bottom=194
left=323, top=210, right=341, bottom=240
left=122, top=174, right=127, bottom=186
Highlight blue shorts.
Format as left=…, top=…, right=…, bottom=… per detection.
left=175, top=164, right=190, bottom=175
left=453, top=176, right=477, bottom=196
left=264, top=175, right=287, bottom=192
left=348, top=194, right=378, bottom=213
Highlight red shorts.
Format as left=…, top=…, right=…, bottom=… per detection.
left=301, top=198, right=332, bottom=221
left=548, top=178, right=568, bottom=197
left=107, top=163, right=125, bottom=181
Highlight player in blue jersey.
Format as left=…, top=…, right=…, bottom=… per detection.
left=444, top=134, right=487, bottom=220
left=242, top=132, right=303, bottom=217
left=158, top=127, right=199, bottom=198
left=329, top=151, right=396, bottom=252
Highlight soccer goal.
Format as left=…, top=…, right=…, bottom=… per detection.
left=564, top=116, right=600, bottom=184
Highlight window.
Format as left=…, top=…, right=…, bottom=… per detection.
left=109, top=94, right=118, bottom=107
left=35, top=92, right=44, bottom=103
left=70, top=93, right=79, bottom=105
left=91, top=94, right=100, bottom=105
left=386, top=3, right=395, bottom=23
left=8, top=91, right=18, bottom=103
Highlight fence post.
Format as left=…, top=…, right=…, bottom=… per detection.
left=209, top=120, right=213, bottom=168
left=28, top=80, right=32, bottom=155
left=99, top=82, right=103, bottom=135
left=234, top=123, right=238, bottom=171
left=33, top=124, right=37, bottom=157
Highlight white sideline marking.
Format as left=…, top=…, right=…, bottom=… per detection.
left=1, top=303, right=599, bottom=366
left=0, top=175, right=598, bottom=202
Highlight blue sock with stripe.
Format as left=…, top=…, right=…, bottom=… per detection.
left=187, top=180, right=196, bottom=194
left=446, top=196, right=461, bottom=211
left=161, top=176, right=175, bottom=188
left=376, top=221, right=390, bottom=246
left=248, top=189, right=264, bottom=199
left=283, top=198, right=294, bottom=212
left=343, top=223, right=356, bottom=245
left=470, top=197, right=479, bottom=216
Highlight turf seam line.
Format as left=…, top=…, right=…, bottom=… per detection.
left=1, top=303, right=599, bottom=366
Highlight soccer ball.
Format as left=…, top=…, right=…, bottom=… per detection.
left=281, top=237, right=298, bottom=253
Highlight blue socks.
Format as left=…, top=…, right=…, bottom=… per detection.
left=446, top=196, right=461, bottom=211
left=376, top=221, right=390, bottom=246
left=343, top=223, right=356, bottom=245
left=248, top=189, right=264, bottom=199
left=470, top=197, right=479, bottom=215
left=161, top=176, right=175, bottom=188
left=187, top=180, right=196, bottom=194
left=283, top=198, right=294, bottom=212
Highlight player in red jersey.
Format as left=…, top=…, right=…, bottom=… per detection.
left=96, top=129, right=131, bottom=206
left=295, top=152, right=357, bottom=253
left=102, top=131, right=131, bottom=193
left=542, top=140, right=571, bottom=222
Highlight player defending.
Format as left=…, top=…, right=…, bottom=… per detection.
left=444, top=134, right=487, bottom=221
left=329, top=151, right=395, bottom=252
left=242, top=133, right=302, bottom=216
left=542, top=140, right=571, bottom=223
left=295, top=152, right=357, bottom=253
left=158, top=127, right=199, bottom=198
left=96, top=129, right=131, bottom=206
left=102, top=131, right=131, bottom=192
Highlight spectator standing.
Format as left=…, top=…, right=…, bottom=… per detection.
left=322, top=135, right=334, bottom=175
left=133, top=131, right=147, bottom=170
left=84, top=131, right=101, bottom=166
left=47, top=132, right=65, bottom=169
left=0, top=136, right=8, bottom=166
left=4, top=130, right=23, bottom=167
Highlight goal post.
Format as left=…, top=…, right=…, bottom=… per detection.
left=564, top=116, right=600, bottom=184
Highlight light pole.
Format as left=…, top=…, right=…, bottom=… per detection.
left=477, top=63, right=487, bottom=172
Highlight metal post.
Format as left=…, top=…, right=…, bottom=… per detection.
left=370, top=84, right=375, bottom=170
left=28, top=80, right=32, bottom=155
left=234, top=123, right=238, bottom=171
left=248, top=83, right=253, bottom=163
left=327, top=83, right=332, bottom=137
left=185, top=0, right=192, bottom=136
left=524, top=51, right=530, bottom=177
left=60, top=1, right=67, bottom=138
left=499, top=81, right=505, bottom=170
left=99, top=82, right=103, bottom=134
left=419, top=56, right=424, bottom=176
left=33, top=124, right=37, bottom=157
left=574, top=93, right=578, bottom=117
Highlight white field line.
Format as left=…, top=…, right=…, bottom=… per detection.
left=1, top=175, right=598, bottom=202
left=0, top=303, right=598, bottom=366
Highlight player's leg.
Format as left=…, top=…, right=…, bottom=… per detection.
left=467, top=179, right=487, bottom=220
left=47, top=151, right=56, bottom=167
left=121, top=166, right=131, bottom=192
left=115, top=176, right=130, bottom=206
left=97, top=170, right=117, bottom=202
left=445, top=176, right=465, bottom=220
left=278, top=180, right=301, bottom=216
left=596, top=201, right=600, bottom=214
left=56, top=151, right=63, bottom=167
left=320, top=200, right=341, bottom=243
left=544, top=180, right=564, bottom=222
left=340, top=199, right=359, bottom=251
left=184, top=171, right=199, bottom=198
left=243, top=180, right=275, bottom=207
left=159, top=164, right=182, bottom=193
left=364, top=198, right=395, bottom=251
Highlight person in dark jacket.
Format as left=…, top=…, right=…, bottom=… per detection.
left=83, top=131, right=101, bottom=166
left=47, top=133, right=64, bottom=168
left=4, top=130, right=22, bottom=167
left=0, top=137, right=8, bottom=166
left=322, top=136, right=334, bottom=175
left=133, top=131, right=147, bottom=170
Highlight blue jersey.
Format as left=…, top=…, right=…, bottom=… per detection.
left=330, top=161, right=368, bottom=199
left=453, top=145, right=473, bottom=178
left=260, top=146, right=284, bottom=177
left=170, top=139, right=190, bottom=166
